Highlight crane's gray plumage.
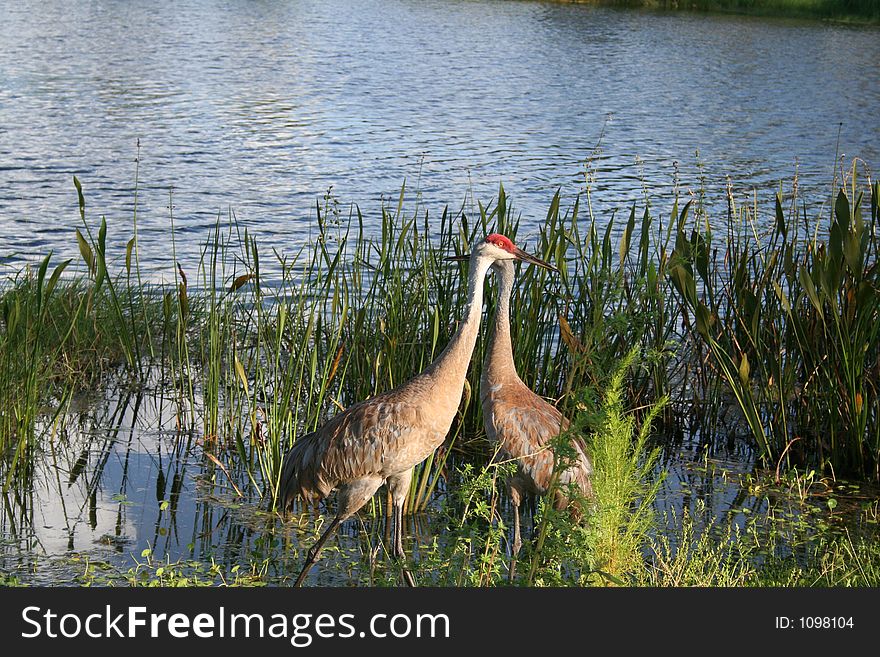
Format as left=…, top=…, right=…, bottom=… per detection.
left=481, top=258, right=592, bottom=578
left=280, top=234, right=553, bottom=586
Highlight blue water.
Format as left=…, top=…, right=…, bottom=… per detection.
left=0, top=0, right=878, bottom=283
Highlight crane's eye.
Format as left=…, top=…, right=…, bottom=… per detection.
left=486, top=233, right=515, bottom=252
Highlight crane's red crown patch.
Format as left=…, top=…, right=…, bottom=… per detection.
left=486, top=233, right=516, bottom=253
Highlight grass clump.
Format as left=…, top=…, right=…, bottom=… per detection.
left=646, top=500, right=880, bottom=586
left=523, top=348, right=666, bottom=586
left=576, top=348, right=666, bottom=583
left=669, top=174, right=880, bottom=480
left=413, top=459, right=516, bottom=587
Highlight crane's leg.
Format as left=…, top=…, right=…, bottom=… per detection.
left=294, top=476, right=384, bottom=587
left=294, top=515, right=341, bottom=587
left=387, top=470, right=417, bottom=587
left=508, top=483, right=523, bottom=583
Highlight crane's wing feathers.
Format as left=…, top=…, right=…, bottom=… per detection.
left=279, top=394, right=445, bottom=507
left=488, top=391, right=592, bottom=498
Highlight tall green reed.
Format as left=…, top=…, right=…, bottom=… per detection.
left=668, top=165, right=880, bottom=479
left=4, top=165, right=879, bottom=525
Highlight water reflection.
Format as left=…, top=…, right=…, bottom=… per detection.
left=0, top=373, right=782, bottom=586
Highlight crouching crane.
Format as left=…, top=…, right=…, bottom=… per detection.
left=280, top=233, right=556, bottom=586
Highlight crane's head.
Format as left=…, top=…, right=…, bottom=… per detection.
left=446, top=233, right=557, bottom=271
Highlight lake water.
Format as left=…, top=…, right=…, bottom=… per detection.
left=1, top=0, right=878, bottom=283
left=1, top=0, right=878, bottom=584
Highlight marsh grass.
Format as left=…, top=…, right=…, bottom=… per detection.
left=1, top=167, right=878, bottom=556
left=669, top=170, right=880, bottom=480
left=646, top=494, right=880, bottom=586
left=176, top=163, right=876, bottom=590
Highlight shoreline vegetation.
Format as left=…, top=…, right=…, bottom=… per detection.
left=564, top=0, right=880, bottom=23
left=1, top=163, right=879, bottom=586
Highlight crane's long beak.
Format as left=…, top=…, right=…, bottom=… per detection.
left=444, top=254, right=470, bottom=262
left=513, top=247, right=557, bottom=272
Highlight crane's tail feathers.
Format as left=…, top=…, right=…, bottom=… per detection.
left=279, top=431, right=331, bottom=511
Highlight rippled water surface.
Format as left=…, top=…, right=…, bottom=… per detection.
left=1, top=0, right=878, bottom=281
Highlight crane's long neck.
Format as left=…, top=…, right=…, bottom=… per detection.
left=423, top=254, right=491, bottom=398
left=483, top=262, right=519, bottom=384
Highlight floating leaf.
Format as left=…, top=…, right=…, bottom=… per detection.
left=111, top=493, right=133, bottom=506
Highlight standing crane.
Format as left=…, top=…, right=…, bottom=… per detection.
left=280, top=233, right=555, bottom=587
left=481, top=256, right=593, bottom=581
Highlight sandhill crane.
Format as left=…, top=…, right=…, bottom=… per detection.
left=481, top=256, right=593, bottom=581
left=280, top=233, right=555, bottom=587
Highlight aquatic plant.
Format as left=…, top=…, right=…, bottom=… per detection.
left=669, top=170, right=880, bottom=480
left=1, top=168, right=878, bottom=579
